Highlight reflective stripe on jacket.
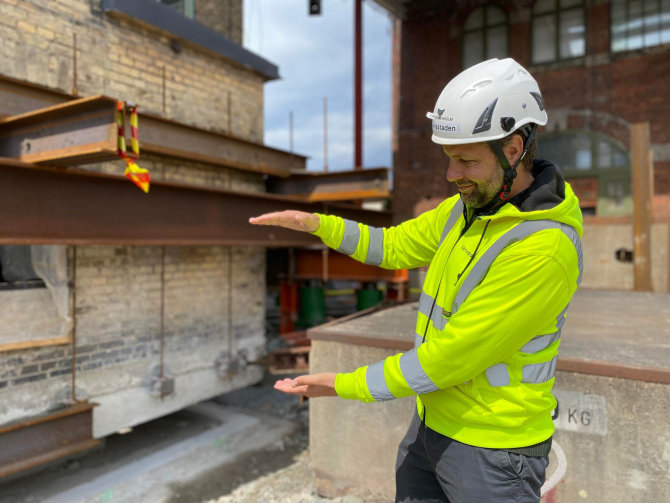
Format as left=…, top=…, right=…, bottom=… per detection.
left=310, top=160, right=583, bottom=449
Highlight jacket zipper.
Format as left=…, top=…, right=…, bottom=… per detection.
left=421, top=210, right=477, bottom=424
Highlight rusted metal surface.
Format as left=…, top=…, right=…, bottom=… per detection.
left=0, top=74, right=305, bottom=176
left=0, top=95, right=121, bottom=166
left=295, top=249, right=398, bottom=281
left=0, top=159, right=392, bottom=246
left=268, top=346, right=311, bottom=374
left=0, top=401, right=100, bottom=479
left=267, top=168, right=390, bottom=202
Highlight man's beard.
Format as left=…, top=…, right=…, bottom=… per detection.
left=457, top=163, right=505, bottom=208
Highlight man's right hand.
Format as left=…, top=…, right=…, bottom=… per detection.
left=249, top=210, right=321, bottom=233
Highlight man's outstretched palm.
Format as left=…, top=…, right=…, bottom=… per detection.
left=249, top=210, right=320, bottom=233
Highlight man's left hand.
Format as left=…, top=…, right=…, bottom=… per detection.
left=274, top=372, right=338, bottom=398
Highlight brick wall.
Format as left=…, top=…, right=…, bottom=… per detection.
left=195, top=0, right=243, bottom=45
left=395, top=1, right=670, bottom=223
left=0, top=0, right=271, bottom=427
left=0, top=0, right=263, bottom=140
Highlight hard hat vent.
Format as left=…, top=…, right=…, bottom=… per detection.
left=472, top=98, right=498, bottom=134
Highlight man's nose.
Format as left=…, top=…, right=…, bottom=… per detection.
left=446, top=161, right=464, bottom=182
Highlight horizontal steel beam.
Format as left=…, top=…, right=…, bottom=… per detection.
left=0, top=159, right=392, bottom=246
left=295, top=249, right=399, bottom=281
left=0, top=95, right=121, bottom=166
left=0, top=401, right=101, bottom=479
left=0, top=74, right=305, bottom=176
left=267, top=168, right=391, bottom=202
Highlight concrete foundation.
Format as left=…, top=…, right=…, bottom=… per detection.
left=308, top=291, right=670, bottom=503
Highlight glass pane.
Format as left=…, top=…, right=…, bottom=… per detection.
left=614, top=150, right=628, bottom=167
left=465, top=8, right=485, bottom=30
left=662, top=0, right=670, bottom=44
left=611, top=0, right=628, bottom=52
left=534, top=0, right=556, bottom=14
left=606, top=180, right=626, bottom=211
left=628, top=0, right=644, bottom=49
left=560, top=0, right=582, bottom=9
left=575, top=135, right=592, bottom=170
left=560, top=9, right=586, bottom=58
left=533, top=15, right=558, bottom=63
left=597, top=140, right=612, bottom=168
left=644, top=0, right=661, bottom=46
left=487, top=26, right=509, bottom=59
left=463, top=31, right=485, bottom=69
left=487, top=6, right=507, bottom=25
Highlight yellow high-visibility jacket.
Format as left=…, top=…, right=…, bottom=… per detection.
left=310, top=162, right=583, bottom=449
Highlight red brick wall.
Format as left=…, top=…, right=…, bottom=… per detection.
left=394, top=0, right=670, bottom=223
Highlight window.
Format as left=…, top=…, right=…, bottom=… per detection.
left=158, top=0, right=195, bottom=19
left=611, top=0, right=670, bottom=52
left=0, top=246, right=45, bottom=291
left=531, top=0, right=586, bottom=64
left=536, top=131, right=631, bottom=216
left=462, top=6, right=509, bottom=69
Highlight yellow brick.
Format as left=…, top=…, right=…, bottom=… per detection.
left=17, top=20, right=36, bottom=34
left=37, top=26, right=54, bottom=40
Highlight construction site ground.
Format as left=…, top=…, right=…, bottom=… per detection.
left=0, top=372, right=376, bottom=503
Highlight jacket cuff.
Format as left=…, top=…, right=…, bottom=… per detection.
left=310, top=214, right=341, bottom=248
left=334, top=372, right=357, bottom=400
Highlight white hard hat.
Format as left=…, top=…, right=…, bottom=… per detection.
left=426, top=58, right=547, bottom=145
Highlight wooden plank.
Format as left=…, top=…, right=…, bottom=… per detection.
left=630, top=122, right=654, bottom=291
left=0, top=336, right=71, bottom=353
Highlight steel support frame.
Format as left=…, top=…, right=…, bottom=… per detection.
left=0, top=74, right=305, bottom=177
left=0, top=159, right=392, bottom=246
left=266, top=167, right=390, bottom=202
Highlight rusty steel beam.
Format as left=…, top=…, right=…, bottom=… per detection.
left=0, top=74, right=305, bottom=176
left=295, top=249, right=398, bottom=281
left=0, top=95, right=121, bottom=166
left=0, top=401, right=101, bottom=479
left=138, top=113, right=304, bottom=177
left=0, top=158, right=392, bottom=246
left=267, top=168, right=391, bottom=202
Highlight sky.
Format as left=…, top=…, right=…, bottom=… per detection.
left=243, top=0, right=393, bottom=172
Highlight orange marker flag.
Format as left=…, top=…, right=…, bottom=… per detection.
left=124, top=159, right=150, bottom=193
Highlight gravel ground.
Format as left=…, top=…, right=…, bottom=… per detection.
left=205, top=371, right=380, bottom=503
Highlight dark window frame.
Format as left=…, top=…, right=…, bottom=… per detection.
left=461, top=5, right=510, bottom=69
left=536, top=129, right=631, bottom=216
left=530, top=0, right=587, bottom=64
left=158, top=0, right=195, bottom=20
left=0, top=246, right=47, bottom=292
left=610, top=0, right=670, bottom=52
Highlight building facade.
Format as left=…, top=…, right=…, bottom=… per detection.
left=387, top=0, right=670, bottom=291
left=0, top=0, right=280, bottom=440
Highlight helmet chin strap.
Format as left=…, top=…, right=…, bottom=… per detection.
left=486, top=124, right=538, bottom=203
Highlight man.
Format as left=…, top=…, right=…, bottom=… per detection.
left=250, top=58, right=583, bottom=503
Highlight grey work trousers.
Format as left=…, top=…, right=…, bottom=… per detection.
left=395, top=412, right=549, bottom=503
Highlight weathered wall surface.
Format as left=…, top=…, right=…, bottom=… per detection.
left=0, top=0, right=263, bottom=140
left=195, top=0, right=243, bottom=45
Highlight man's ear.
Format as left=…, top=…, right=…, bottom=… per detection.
left=505, top=134, right=525, bottom=167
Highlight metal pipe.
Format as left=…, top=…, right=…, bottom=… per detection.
left=162, top=66, right=166, bottom=115
left=228, top=91, right=232, bottom=136
left=70, top=246, right=77, bottom=402
left=72, top=33, right=78, bottom=97
left=160, top=246, right=166, bottom=378
left=324, top=97, right=328, bottom=172
left=289, top=111, right=294, bottom=154
left=354, top=0, right=363, bottom=170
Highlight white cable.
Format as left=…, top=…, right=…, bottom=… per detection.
left=541, top=439, right=567, bottom=496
